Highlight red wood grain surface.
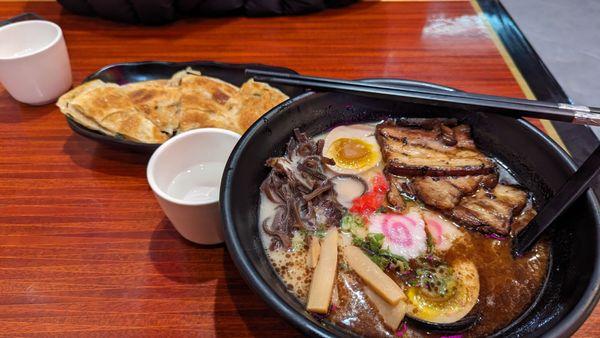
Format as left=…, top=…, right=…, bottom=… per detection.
left=0, top=1, right=597, bottom=336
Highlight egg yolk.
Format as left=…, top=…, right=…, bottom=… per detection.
left=406, top=264, right=477, bottom=323
left=407, top=283, right=467, bottom=321
left=328, top=138, right=378, bottom=169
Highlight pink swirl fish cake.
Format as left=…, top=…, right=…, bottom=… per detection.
left=422, top=210, right=463, bottom=251
left=368, top=211, right=427, bottom=259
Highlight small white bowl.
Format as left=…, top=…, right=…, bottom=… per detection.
left=147, top=128, right=240, bottom=245
left=0, top=20, right=72, bottom=105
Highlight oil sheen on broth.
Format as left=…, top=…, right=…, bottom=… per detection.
left=258, top=122, right=549, bottom=337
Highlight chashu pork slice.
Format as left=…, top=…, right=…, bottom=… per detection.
left=411, top=174, right=498, bottom=210
left=447, top=184, right=530, bottom=235
left=386, top=175, right=410, bottom=211
left=377, top=123, right=496, bottom=177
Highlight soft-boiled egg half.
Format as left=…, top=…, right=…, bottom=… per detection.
left=323, top=124, right=381, bottom=174
left=406, top=260, right=480, bottom=324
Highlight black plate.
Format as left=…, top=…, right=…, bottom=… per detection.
left=221, top=79, right=600, bottom=337
left=65, top=61, right=305, bottom=153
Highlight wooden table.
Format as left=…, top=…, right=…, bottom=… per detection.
left=0, top=1, right=597, bottom=336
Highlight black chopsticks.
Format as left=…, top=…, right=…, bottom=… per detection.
left=512, top=145, right=600, bottom=257
left=246, top=69, right=600, bottom=126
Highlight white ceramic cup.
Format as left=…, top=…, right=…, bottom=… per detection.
left=147, top=128, right=241, bottom=245
left=0, top=20, right=72, bottom=105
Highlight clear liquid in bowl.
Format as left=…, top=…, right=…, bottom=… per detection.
left=166, top=162, right=225, bottom=203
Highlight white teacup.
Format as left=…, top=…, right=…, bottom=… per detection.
left=147, top=128, right=241, bottom=245
left=0, top=20, right=72, bottom=105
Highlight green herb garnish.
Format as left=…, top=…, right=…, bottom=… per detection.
left=340, top=213, right=368, bottom=239
left=425, top=230, right=436, bottom=254
left=352, top=233, right=409, bottom=271
left=340, top=213, right=364, bottom=232
left=411, top=264, right=457, bottom=298
left=291, top=231, right=306, bottom=252
left=314, top=228, right=327, bottom=239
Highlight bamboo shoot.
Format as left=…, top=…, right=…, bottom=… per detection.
left=306, top=228, right=338, bottom=313
left=307, top=235, right=321, bottom=269
left=343, top=245, right=403, bottom=305
left=364, top=286, right=406, bottom=330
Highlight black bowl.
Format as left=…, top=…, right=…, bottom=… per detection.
left=65, top=61, right=305, bottom=153
left=221, top=79, right=600, bottom=337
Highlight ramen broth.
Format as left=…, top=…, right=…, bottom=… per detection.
left=258, top=123, right=549, bottom=337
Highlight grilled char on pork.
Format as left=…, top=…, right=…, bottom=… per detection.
left=376, top=122, right=496, bottom=177
left=376, top=118, right=535, bottom=236
left=411, top=174, right=498, bottom=210
left=448, top=184, right=531, bottom=236
left=386, top=175, right=411, bottom=211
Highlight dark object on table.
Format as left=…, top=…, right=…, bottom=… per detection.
left=65, top=60, right=304, bottom=153
left=57, top=0, right=357, bottom=25
left=0, top=12, right=43, bottom=27
left=221, top=79, right=600, bottom=337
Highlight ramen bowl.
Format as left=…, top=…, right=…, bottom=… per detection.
left=220, top=79, right=600, bottom=337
